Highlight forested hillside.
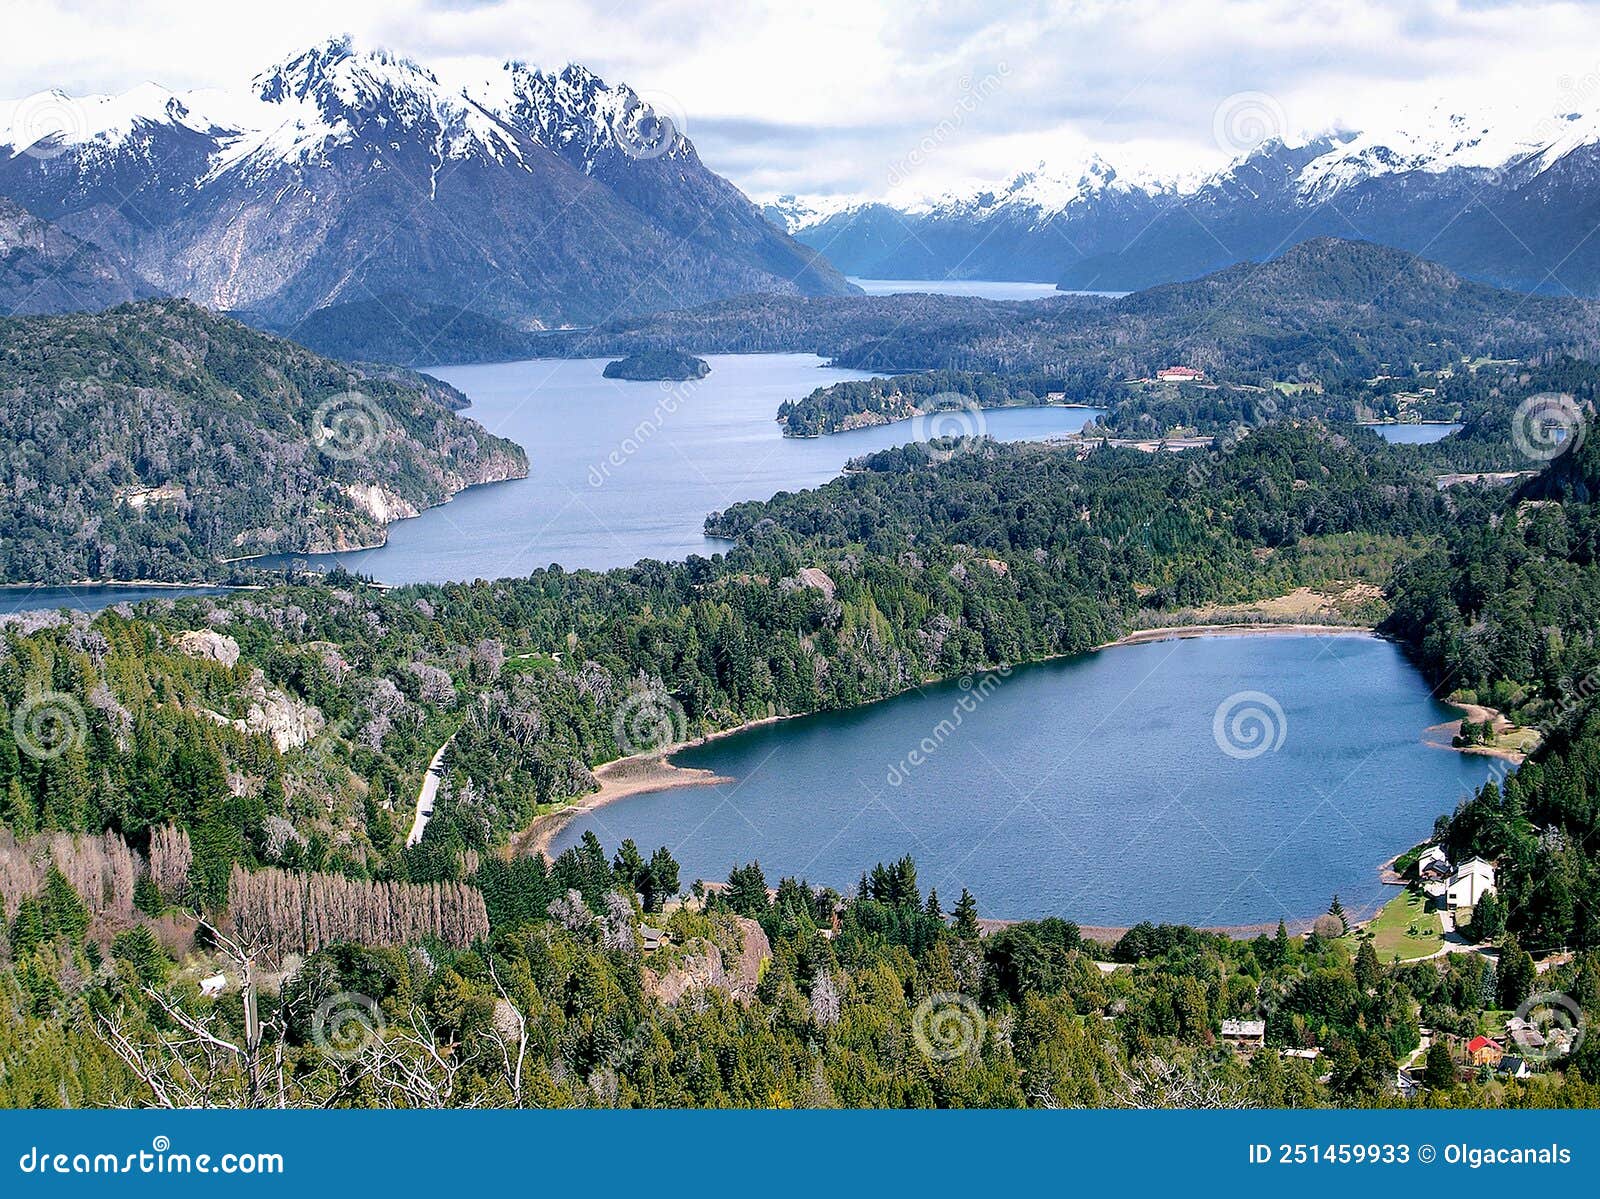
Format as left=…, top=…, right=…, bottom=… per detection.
left=0, top=300, right=528, bottom=582
left=3, top=421, right=1599, bottom=1108
left=536, top=241, right=1600, bottom=392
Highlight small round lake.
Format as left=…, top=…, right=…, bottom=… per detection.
left=549, top=633, right=1496, bottom=927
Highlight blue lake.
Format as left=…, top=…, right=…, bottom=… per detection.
left=549, top=633, right=1495, bottom=926
left=848, top=277, right=1126, bottom=300
left=278, top=354, right=1106, bottom=586
left=1367, top=423, right=1462, bottom=444
left=0, top=584, right=232, bottom=616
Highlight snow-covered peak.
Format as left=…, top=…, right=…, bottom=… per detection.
left=759, top=192, right=872, bottom=233
left=1291, top=98, right=1600, bottom=197
left=0, top=80, right=241, bottom=155
left=471, top=60, right=689, bottom=170
left=178, top=38, right=530, bottom=187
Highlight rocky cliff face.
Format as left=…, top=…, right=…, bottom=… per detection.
left=0, top=196, right=158, bottom=314
left=0, top=299, right=529, bottom=582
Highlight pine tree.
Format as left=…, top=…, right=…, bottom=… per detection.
left=1328, top=894, right=1348, bottom=934
left=954, top=888, right=980, bottom=939
left=924, top=888, right=944, bottom=922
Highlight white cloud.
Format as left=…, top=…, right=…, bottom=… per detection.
left=3, top=0, right=1598, bottom=199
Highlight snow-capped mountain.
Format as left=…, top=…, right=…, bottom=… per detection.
left=0, top=36, right=850, bottom=327
left=778, top=101, right=1600, bottom=296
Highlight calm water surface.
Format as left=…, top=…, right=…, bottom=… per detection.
left=848, top=277, right=1126, bottom=300
left=0, top=585, right=231, bottom=615
left=279, top=354, right=1105, bottom=585
left=1367, top=423, right=1463, bottom=444
left=550, top=634, right=1494, bottom=926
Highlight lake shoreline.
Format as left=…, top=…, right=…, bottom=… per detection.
left=510, top=623, right=1495, bottom=930
left=515, top=622, right=1375, bottom=867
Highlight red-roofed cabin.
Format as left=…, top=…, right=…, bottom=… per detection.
left=1156, top=366, right=1205, bottom=383
left=1467, top=1035, right=1503, bottom=1066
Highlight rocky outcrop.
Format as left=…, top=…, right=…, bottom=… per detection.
left=643, top=914, right=771, bottom=1005
left=202, top=668, right=324, bottom=753
left=176, top=629, right=241, bottom=668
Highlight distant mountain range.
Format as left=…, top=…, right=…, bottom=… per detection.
left=772, top=101, right=1600, bottom=295
left=0, top=36, right=852, bottom=332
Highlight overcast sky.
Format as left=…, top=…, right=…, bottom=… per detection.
left=8, top=0, right=1600, bottom=200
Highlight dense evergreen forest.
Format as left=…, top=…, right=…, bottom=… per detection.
left=0, top=300, right=527, bottom=583
left=6, top=235, right=1600, bottom=1109
left=536, top=240, right=1600, bottom=393
left=5, top=409, right=1600, bottom=1108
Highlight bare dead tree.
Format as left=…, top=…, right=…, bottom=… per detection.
left=95, top=914, right=281, bottom=1108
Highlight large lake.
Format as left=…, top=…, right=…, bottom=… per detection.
left=848, top=277, right=1126, bottom=300
left=549, top=633, right=1495, bottom=926
left=279, top=354, right=1106, bottom=585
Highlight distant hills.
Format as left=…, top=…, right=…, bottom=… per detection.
left=775, top=101, right=1600, bottom=296
left=0, top=37, right=853, bottom=331
left=0, top=300, right=526, bottom=583
left=533, top=238, right=1600, bottom=384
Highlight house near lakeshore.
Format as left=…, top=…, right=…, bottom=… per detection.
left=1446, top=857, right=1497, bottom=913
left=1155, top=366, right=1205, bottom=383
left=1417, top=844, right=1452, bottom=882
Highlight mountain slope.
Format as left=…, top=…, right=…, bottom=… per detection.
left=782, top=105, right=1600, bottom=296
left=0, top=196, right=158, bottom=315
left=0, top=299, right=527, bottom=582
left=0, top=38, right=853, bottom=331
left=535, top=238, right=1600, bottom=383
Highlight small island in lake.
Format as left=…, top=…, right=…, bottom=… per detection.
left=603, top=349, right=711, bottom=381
